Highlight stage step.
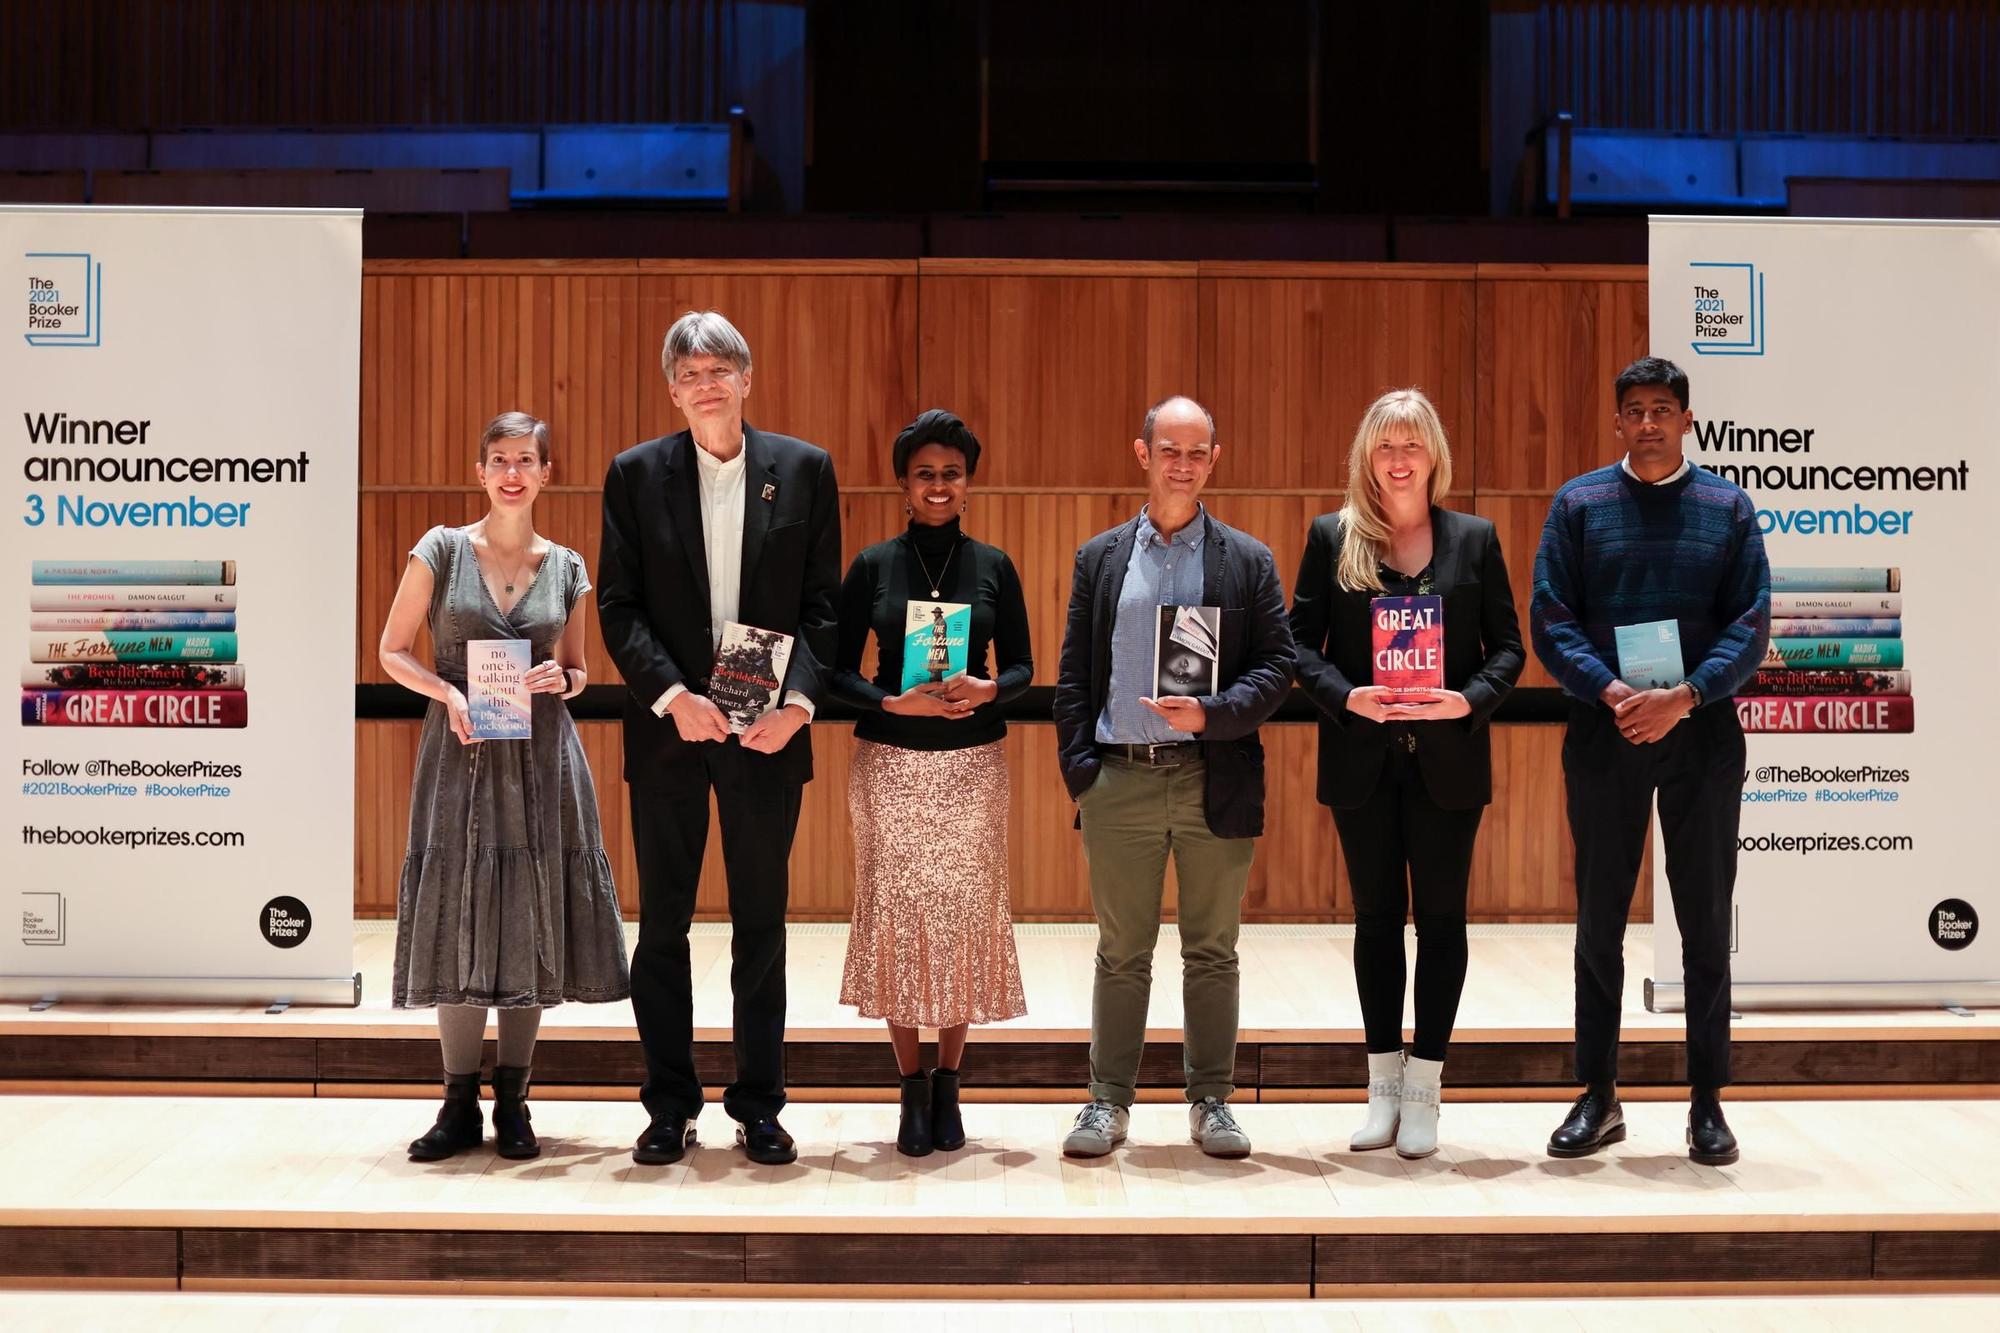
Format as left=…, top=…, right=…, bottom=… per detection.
left=4, top=1291, right=2000, bottom=1328
left=5, top=927, right=1995, bottom=1095
left=2, top=1095, right=1996, bottom=1297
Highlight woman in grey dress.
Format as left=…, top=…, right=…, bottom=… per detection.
left=379, top=411, right=630, bottom=1162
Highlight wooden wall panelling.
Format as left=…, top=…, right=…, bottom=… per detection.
left=1469, top=492, right=1558, bottom=691
left=914, top=261, right=1200, bottom=489
left=1473, top=265, right=1647, bottom=493
left=633, top=262, right=920, bottom=491
left=1197, top=266, right=1479, bottom=494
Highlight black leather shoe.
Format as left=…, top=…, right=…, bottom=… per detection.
left=735, top=1116, right=798, bottom=1165
left=408, top=1070, right=483, bottom=1161
left=1547, top=1084, right=1626, bottom=1158
left=490, top=1065, right=540, bottom=1160
left=930, top=1067, right=965, bottom=1152
left=1688, top=1090, right=1739, bottom=1166
left=897, top=1071, right=934, bottom=1157
left=632, top=1113, right=697, bottom=1165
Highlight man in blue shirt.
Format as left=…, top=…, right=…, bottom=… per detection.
left=1052, top=395, right=1296, bottom=1159
left=1532, top=356, right=1771, bottom=1167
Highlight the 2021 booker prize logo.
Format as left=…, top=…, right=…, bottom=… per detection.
left=23, top=251, right=103, bottom=348
left=1689, top=261, right=1763, bottom=357
left=1930, top=899, right=1978, bottom=951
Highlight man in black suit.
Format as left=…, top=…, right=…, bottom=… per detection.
left=1052, top=395, right=1296, bottom=1159
left=598, top=309, right=840, bottom=1166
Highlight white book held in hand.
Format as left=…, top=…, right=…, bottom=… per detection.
left=710, top=621, right=795, bottom=734
left=467, top=638, right=533, bottom=740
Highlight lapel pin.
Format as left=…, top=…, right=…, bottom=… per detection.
left=761, top=483, right=776, bottom=502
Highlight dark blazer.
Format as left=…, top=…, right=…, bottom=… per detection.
left=1053, top=510, right=1297, bottom=839
left=1289, top=506, right=1523, bottom=810
left=597, top=425, right=841, bottom=791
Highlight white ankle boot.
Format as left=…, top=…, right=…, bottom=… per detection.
left=1350, top=1050, right=1403, bottom=1150
left=1396, top=1056, right=1444, bottom=1159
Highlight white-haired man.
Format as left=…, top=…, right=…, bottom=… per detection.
left=599, top=310, right=841, bottom=1167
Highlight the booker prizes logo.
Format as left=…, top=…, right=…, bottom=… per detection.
left=23, top=251, right=103, bottom=348
left=1689, top=261, right=1763, bottom=357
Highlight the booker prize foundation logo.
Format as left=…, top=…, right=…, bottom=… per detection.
left=23, top=251, right=102, bottom=347
left=1689, top=261, right=1763, bottom=357
left=21, top=891, right=65, bottom=946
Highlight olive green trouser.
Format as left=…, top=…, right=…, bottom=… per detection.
left=1078, top=755, right=1253, bottom=1107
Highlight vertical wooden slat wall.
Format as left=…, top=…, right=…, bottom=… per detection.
left=356, top=259, right=1654, bottom=925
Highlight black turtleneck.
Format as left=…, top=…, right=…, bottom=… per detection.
left=831, top=518, right=1034, bottom=750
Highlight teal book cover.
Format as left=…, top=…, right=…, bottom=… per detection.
left=901, top=600, right=971, bottom=691
left=1614, top=619, right=1685, bottom=689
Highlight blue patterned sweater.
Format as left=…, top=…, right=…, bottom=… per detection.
left=1531, top=463, right=1771, bottom=705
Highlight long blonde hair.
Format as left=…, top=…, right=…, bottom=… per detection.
left=1335, top=389, right=1453, bottom=593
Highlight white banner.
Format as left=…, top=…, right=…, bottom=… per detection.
left=1, top=206, right=360, bottom=1005
left=1649, top=216, right=1998, bottom=1006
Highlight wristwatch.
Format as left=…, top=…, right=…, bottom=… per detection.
left=1680, top=680, right=1703, bottom=710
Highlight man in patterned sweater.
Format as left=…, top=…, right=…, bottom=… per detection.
left=1531, top=356, right=1771, bottom=1167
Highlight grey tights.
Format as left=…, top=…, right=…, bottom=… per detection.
left=436, top=1004, right=542, bottom=1075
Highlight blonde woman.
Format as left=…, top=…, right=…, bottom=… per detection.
left=380, top=412, right=631, bottom=1162
left=1287, top=390, right=1522, bottom=1158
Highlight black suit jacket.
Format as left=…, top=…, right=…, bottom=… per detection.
left=1053, top=511, right=1297, bottom=839
left=1289, top=506, right=1523, bottom=810
left=597, top=425, right=841, bottom=791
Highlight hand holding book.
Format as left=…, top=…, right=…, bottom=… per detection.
left=1140, top=694, right=1207, bottom=733
left=883, top=681, right=968, bottom=718
left=523, top=659, right=569, bottom=694
left=1611, top=683, right=1695, bottom=744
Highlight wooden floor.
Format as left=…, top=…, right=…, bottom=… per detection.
left=5, top=1292, right=2000, bottom=1329
left=2, top=1095, right=1997, bottom=1294
left=4, top=926, right=1994, bottom=1095
left=11, top=923, right=1996, bottom=1042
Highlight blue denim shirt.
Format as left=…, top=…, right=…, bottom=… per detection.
left=1095, top=505, right=1208, bottom=744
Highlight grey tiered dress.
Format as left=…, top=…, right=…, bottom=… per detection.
left=391, top=525, right=631, bottom=1009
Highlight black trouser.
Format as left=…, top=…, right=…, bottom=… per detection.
left=1332, top=742, right=1482, bottom=1062
left=1564, top=700, right=1744, bottom=1091
left=629, top=742, right=802, bottom=1124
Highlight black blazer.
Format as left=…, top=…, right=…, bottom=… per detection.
left=1053, top=511, right=1297, bottom=839
left=597, top=425, right=841, bottom=790
left=1289, top=507, right=1523, bottom=810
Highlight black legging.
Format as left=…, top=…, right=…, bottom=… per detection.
left=1331, top=744, right=1483, bottom=1062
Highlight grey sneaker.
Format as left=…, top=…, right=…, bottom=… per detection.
left=1062, top=1100, right=1130, bottom=1157
left=1189, top=1096, right=1251, bottom=1158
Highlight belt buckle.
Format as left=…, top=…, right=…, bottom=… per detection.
left=1147, top=741, right=1185, bottom=767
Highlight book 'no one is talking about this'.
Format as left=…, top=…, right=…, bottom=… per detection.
left=467, top=638, right=532, bottom=741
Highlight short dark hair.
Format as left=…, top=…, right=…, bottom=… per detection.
left=1614, top=357, right=1690, bottom=411
left=477, top=411, right=551, bottom=465
left=1141, top=394, right=1216, bottom=445
left=892, top=408, right=982, bottom=479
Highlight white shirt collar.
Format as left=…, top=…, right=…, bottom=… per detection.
left=695, top=440, right=746, bottom=477
left=1621, top=454, right=1691, bottom=485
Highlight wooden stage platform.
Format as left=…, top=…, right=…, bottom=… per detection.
left=2, top=1095, right=1997, bottom=1297
left=6, top=1291, right=2000, bottom=1329
left=3, top=925, right=1996, bottom=1096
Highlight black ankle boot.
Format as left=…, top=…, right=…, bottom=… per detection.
left=408, top=1071, right=483, bottom=1161
left=490, top=1065, right=540, bottom=1160
left=930, top=1067, right=965, bottom=1152
left=1688, top=1088, right=1739, bottom=1166
left=897, top=1071, right=934, bottom=1157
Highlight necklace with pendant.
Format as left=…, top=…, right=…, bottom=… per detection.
left=912, top=538, right=956, bottom=599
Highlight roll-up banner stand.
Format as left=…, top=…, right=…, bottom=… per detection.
left=1, top=206, right=360, bottom=1007
left=1647, top=216, right=1998, bottom=1012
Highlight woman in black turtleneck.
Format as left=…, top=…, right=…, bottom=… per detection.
left=832, top=409, right=1032, bottom=1158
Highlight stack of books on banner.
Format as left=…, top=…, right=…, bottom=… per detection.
left=21, top=559, right=247, bottom=729
left=1735, top=567, right=1911, bottom=734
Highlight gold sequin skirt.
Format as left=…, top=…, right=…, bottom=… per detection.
left=840, top=738, right=1027, bottom=1028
